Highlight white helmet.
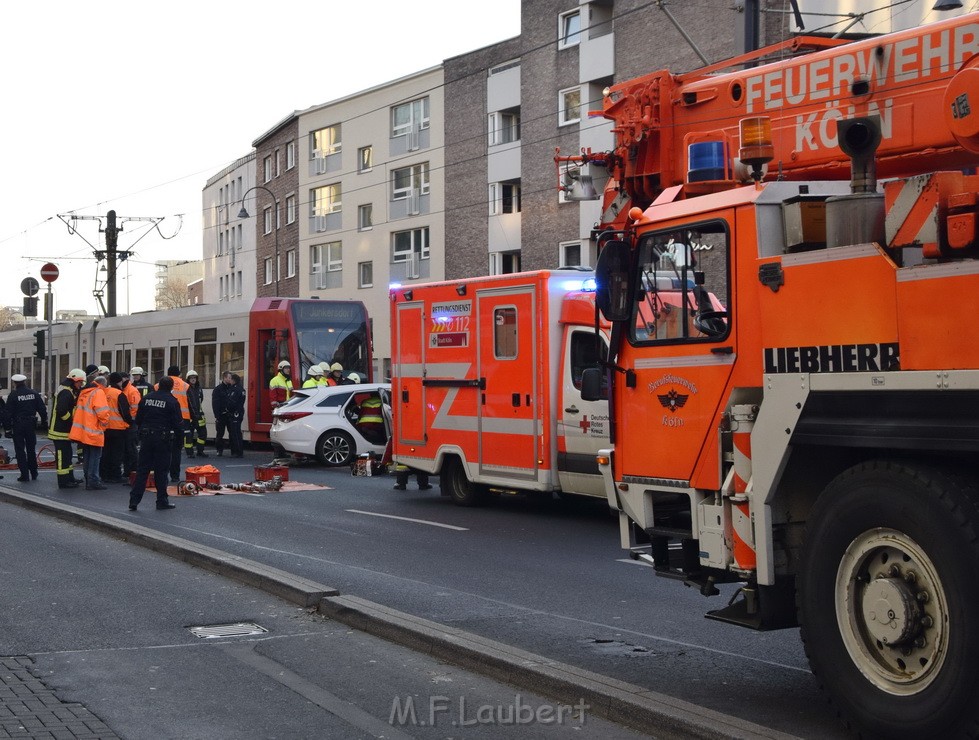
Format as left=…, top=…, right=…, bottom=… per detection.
left=330, top=362, right=343, bottom=373
left=278, top=360, right=291, bottom=370
left=68, top=368, right=86, bottom=381
left=347, top=372, right=361, bottom=383
left=97, top=365, right=110, bottom=374
left=186, top=369, right=198, bottom=378
left=130, top=366, right=144, bottom=376
left=308, top=365, right=323, bottom=376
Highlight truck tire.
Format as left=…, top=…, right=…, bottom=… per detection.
left=798, top=460, right=979, bottom=738
left=316, top=430, right=355, bottom=467
left=441, top=457, right=485, bottom=507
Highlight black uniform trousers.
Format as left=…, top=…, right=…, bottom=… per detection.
left=123, top=426, right=138, bottom=476
left=53, top=438, right=77, bottom=487
left=12, top=418, right=38, bottom=478
left=129, top=431, right=173, bottom=507
left=169, top=423, right=189, bottom=481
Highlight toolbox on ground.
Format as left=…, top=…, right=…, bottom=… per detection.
left=255, top=465, right=289, bottom=482
left=185, top=466, right=221, bottom=486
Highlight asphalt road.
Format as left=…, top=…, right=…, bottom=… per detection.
left=1, top=497, right=653, bottom=739
left=7, top=451, right=847, bottom=738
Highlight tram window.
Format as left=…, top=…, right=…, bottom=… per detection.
left=195, top=328, right=217, bottom=343
left=169, top=346, right=189, bottom=373
left=100, top=352, right=112, bottom=369
left=194, top=344, right=217, bottom=386
left=220, top=342, right=245, bottom=383
left=58, top=355, right=69, bottom=381
left=115, top=349, right=132, bottom=373
left=151, top=348, right=165, bottom=381
left=135, top=350, right=149, bottom=373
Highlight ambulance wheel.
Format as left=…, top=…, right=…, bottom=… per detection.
left=441, top=457, right=485, bottom=507
left=798, top=460, right=979, bottom=737
left=316, top=430, right=355, bottom=467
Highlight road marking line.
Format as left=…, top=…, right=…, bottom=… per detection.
left=346, top=509, right=468, bottom=531
left=616, top=558, right=654, bottom=567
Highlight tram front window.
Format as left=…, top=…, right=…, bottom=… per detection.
left=290, top=303, right=370, bottom=379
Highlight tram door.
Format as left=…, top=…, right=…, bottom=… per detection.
left=255, top=328, right=278, bottom=425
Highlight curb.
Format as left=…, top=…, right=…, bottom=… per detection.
left=0, top=486, right=798, bottom=740
left=0, top=487, right=335, bottom=607
left=319, top=594, right=797, bottom=740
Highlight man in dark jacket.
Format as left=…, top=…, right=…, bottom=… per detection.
left=7, top=374, right=48, bottom=482
left=211, top=372, right=233, bottom=456
left=128, top=376, right=183, bottom=511
left=49, top=369, right=86, bottom=488
left=100, top=372, right=131, bottom=484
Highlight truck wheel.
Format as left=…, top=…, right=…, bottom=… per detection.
left=798, top=460, right=979, bottom=737
left=441, top=457, right=485, bottom=507
left=316, top=430, right=355, bottom=467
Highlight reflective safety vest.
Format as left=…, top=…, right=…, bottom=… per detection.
left=104, top=387, right=129, bottom=430
left=156, top=375, right=191, bottom=420
left=123, top=383, right=141, bottom=420
left=302, top=378, right=319, bottom=389
left=317, top=377, right=330, bottom=386
left=69, top=386, right=110, bottom=447
left=359, top=396, right=384, bottom=425
left=269, top=372, right=293, bottom=405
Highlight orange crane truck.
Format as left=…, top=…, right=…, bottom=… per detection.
left=570, top=12, right=979, bottom=737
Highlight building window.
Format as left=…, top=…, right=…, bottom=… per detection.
left=560, top=240, right=582, bottom=267
left=358, top=204, right=373, bottom=231
left=489, top=181, right=521, bottom=215
left=392, top=163, right=429, bottom=200
left=490, top=251, right=521, bottom=275
left=286, top=249, right=296, bottom=278
left=263, top=207, right=273, bottom=235
left=264, top=257, right=274, bottom=285
left=391, top=97, right=430, bottom=137
left=286, top=141, right=296, bottom=170
left=311, top=242, right=342, bottom=289
left=392, top=227, right=430, bottom=263
left=311, top=124, right=341, bottom=158
left=558, top=9, right=581, bottom=49
left=286, top=194, right=296, bottom=224
left=358, top=261, right=373, bottom=288
left=358, top=145, right=373, bottom=173
left=488, top=110, right=520, bottom=146
left=311, top=183, right=342, bottom=215
left=263, top=155, right=273, bottom=183
left=274, top=149, right=280, bottom=177
left=559, top=87, right=582, bottom=126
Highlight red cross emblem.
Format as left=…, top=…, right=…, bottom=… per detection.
left=579, top=415, right=591, bottom=433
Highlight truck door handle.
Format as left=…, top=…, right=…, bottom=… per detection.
left=565, top=405, right=579, bottom=414
left=512, top=393, right=520, bottom=407
left=402, top=389, right=409, bottom=403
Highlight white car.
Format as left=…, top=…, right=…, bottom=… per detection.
left=270, top=383, right=391, bottom=466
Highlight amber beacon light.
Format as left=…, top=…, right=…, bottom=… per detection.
left=739, top=116, right=774, bottom=183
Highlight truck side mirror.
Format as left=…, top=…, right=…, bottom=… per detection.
left=581, top=367, right=607, bottom=401
left=595, top=240, right=632, bottom=322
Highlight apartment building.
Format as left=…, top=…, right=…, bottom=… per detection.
left=298, top=66, right=445, bottom=379
left=446, top=0, right=750, bottom=279
left=253, top=116, right=302, bottom=299
left=201, top=152, right=257, bottom=305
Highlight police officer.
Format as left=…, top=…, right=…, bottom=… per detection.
left=7, top=374, right=48, bottom=482
left=129, top=375, right=182, bottom=511
left=50, top=369, right=86, bottom=488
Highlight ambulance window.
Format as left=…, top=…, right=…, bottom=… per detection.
left=570, top=331, right=607, bottom=390
left=632, top=220, right=730, bottom=345
left=494, top=307, right=518, bottom=359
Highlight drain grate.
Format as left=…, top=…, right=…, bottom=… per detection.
left=188, top=622, right=269, bottom=639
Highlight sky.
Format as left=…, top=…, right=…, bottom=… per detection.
left=0, top=0, right=521, bottom=317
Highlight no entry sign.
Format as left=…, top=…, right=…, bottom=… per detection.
left=40, top=263, right=59, bottom=283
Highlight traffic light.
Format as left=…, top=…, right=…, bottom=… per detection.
left=33, top=329, right=45, bottom=360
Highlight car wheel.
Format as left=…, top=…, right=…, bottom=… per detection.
left=316, top=430, right=356, bottom=467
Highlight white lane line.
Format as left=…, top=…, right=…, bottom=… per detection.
left=345, top=509, right=469, bottom=531
left=617, top=558, right=654, bottom=567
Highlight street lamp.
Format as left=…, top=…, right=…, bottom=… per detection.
left=238, top=184, right=280, bottom=297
